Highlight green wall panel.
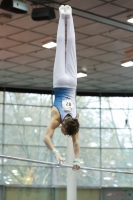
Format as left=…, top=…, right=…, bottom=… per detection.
left=77, top=189, right=100, bottom=200
left=6, top=187, right=51, bottom=200
left=5, top=187, right=100, bottom=200
left=55, top=188, right=66, bottom=200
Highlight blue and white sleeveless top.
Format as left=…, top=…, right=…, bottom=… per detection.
left=53, top=88, right=77, bottom=122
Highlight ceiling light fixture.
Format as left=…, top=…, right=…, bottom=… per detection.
left=121, top=60, right=133, bottom=67
left=42, top=37, right=56, bottom=49
left=32, top=7, right=56, bottom=21
left=42, top=41, right=56, bottom=49
left=77, top=72, right=87, bottom=78
left=0, top=0, right=28, bottom=14
left=127, top=15, right=133, bottom=23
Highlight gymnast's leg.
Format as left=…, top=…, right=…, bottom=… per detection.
left=65, top=6, right=77, bottom=85
left=53, top=5, right=66, bottom=88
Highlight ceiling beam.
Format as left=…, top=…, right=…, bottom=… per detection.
left=26, top=0, right=133, bottom=32
left=74, top=11, right=133, bottom=32
left=54, top=3, right=133, bottom=32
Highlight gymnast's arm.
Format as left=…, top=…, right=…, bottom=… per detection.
left=73, top=114, right=80, bottom=158
left=44, top=109, right=65, bottom=163
left=44, top=117, right=59, bottom=151
left=72, top=132, right=80, bottom=158
left=72, top=115, right=80, bottom=170
left=72, top=132, right=80, bottom=170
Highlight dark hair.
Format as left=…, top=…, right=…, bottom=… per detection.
left=64, top=118, right=79, bottom=136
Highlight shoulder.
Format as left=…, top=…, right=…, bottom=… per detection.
left=51, top=106, right=60, bottom=123
left=49, top=116, right=60, bottom=129
left=48, top=107, right=60, bottom=129
left=52, top=106, right=60, bottom=116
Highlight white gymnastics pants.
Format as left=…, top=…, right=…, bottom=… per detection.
left=53, top=14, right=77, bottom=89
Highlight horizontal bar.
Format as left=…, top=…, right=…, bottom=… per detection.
left=0, top=155, right=133, bottom=175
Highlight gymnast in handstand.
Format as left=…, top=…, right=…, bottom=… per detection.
left=44, top=5, right=80, bottom=170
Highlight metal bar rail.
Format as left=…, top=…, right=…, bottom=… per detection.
left=0, top=155, right=133, bottom=174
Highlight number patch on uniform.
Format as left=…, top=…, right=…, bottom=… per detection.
left=62, top=100, right=74, bottom=111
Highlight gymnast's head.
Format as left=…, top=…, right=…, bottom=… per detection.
left=61, top=117, right=79, bottom=136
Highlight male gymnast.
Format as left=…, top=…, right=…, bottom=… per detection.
left=44, top=5, right=80, bottom=170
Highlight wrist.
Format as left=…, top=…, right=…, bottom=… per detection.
left=52, top=149, right=59, bottom=156
left=73, top=158, right=80, bottom=163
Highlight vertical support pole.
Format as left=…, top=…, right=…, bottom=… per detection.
left=99, top=94, right=102, bottom=188
left=67, top=137, right=77, bottom=200
left=1, top=90, right=5, bottom=200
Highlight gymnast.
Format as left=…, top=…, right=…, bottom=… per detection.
left=44, top=5, right=80, bottom=170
